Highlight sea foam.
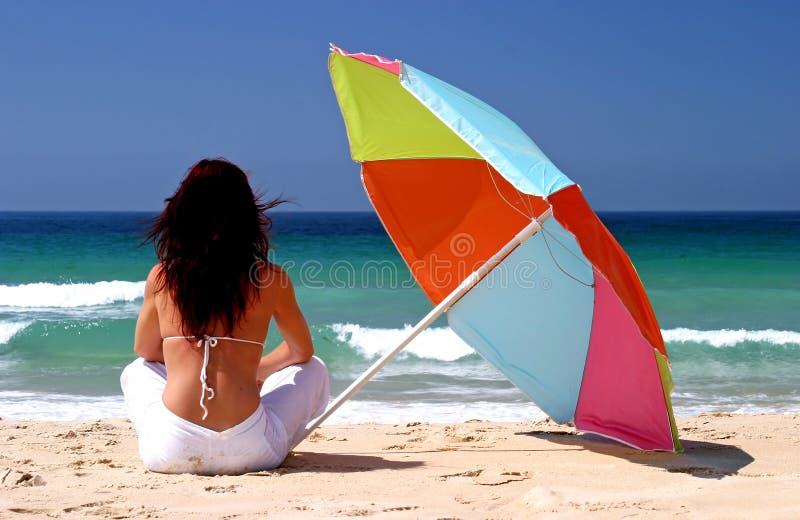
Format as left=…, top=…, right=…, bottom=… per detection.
left=1, top=390, right=795, bottom=422
left=331, top=323, right=475, bottom=362
left=0, top=391, right=126, bottom=421
left=329, top=323, right=800, bottom=362
left=0, top=390, right=548, bottom=424
left=0, top=281, right=144, bottom=308
left=662, top=328, right=800, bottom=347
left=0, top=321, right=31, bottom=345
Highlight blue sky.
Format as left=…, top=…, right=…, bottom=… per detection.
left=1, top=1, right=797, bottom=211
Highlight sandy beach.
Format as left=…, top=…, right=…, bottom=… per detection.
left=0, top=413, right=797, bottom=519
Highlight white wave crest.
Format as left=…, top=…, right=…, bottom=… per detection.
left=327, top=400, right=547, bottom=425
left=0, top=281, right=144, bottom=308
left=662, top=328, right=800, bottom=347
left=330, top=324, right=800, bottom=359
left=330, top=323, right=475, bottom=362
left=0, top=391, right=548, bottom=424
left=0, top=321, right=31, bottom=345
left=0, top=391, right=126, bottom=420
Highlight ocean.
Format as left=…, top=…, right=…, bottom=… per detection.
left=1, top=211, right=798, bottom=423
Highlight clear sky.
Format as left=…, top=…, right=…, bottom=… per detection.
left=1, top=1, right=797, bottom=211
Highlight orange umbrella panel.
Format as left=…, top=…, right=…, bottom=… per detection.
left=362, top=159, right=549, bottom=304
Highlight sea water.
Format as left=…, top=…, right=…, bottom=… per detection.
left=1, top=211, right=798, bottom=422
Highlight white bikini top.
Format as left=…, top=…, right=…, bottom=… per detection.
left=162, top=334, right=264, bottom=420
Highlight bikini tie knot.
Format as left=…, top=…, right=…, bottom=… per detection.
left=197, top=335, right=219, bottom=420
left=197, top=335, right=218, bottom=349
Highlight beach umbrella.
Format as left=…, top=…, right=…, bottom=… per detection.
left=302, top=44, right=681, bottom=452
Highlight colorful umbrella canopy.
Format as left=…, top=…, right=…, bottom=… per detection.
left=327, top=44, right=681, bottom=452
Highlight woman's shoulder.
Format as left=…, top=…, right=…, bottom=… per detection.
left=145, top=263, right=164, bottom=285
left=251, top=261, right=292, bottom=292
left=147, top=263, right=163, bottom=277
left=143, top=263, right=167, bottom=298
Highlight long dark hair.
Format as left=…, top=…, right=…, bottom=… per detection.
left=146, top=158, right=284, bottom=337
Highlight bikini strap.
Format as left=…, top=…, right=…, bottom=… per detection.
left=207, top=336, right=264, bottom=347
left=161, top=334, right=264, bottom=420
left=162, top=335, right=263, bottom=346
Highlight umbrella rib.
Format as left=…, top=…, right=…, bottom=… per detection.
left=541, top=226, right=594, bottom=270
left=485, top=162, right=591, bottom=285
left=486, top=162, right=535, bottom=219
left=516, top=187, right=534, bottom=217
left=540, top=228, right=595, bottom=287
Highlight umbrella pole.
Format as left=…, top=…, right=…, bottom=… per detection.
left=293, top=207, right=553, bottom=449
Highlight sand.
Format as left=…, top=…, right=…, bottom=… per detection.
left=1, top=413, right=798, bottom=519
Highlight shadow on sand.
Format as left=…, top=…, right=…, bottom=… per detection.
left=515, top=430, right=754, bottom=479
left=245, top=452, right=424, bottom=476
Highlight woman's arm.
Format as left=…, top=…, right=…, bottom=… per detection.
left=133, top=265, right=164, bottom=362
left=257, top=268, right=314, bottom=380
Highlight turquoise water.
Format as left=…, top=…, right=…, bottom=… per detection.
left=1, top=211, right=798, bottom=421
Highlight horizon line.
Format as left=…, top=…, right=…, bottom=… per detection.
left=1, top=209, right=799, bottom=214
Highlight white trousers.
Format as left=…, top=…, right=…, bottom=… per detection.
left=120, top=356, right=329, bottom=475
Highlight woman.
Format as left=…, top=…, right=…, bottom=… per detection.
left=120, top=158, right=329, bottom=475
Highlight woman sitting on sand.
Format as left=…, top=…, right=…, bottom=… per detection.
left=120, top=158, right=329, bottom=475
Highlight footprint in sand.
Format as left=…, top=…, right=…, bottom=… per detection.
left=335, top=507, right=372, bottom=516
left=449, top=433, right=484, bottom=443
left=440, top=426, right=491, bottom=445
left=437, top=469, right=484, bottom=481
left=67, top=459, right=85, bottom=469
left=523, top=485, right=561, bottom=511
left=306, top=432, right=348, bottom=442
left=92, top=457, right=123, bottom=468
left=306, top=431, right=326, bottom=442
left=62, top=500, right=113, bottom=513
left=204, top=485, right=239, bottom=494
left=438, top=468, right=528, bottom=486
left=383, top=443, right=410, bottom=450
left=383, top=435, right=426, bottom=450
left=387, top=423, right=427, bottom=437
left=474, top=470, right=528, bottom=486
left=5, top=472, right=46, bottom=487
left=382, top=505, right=419, bottom=512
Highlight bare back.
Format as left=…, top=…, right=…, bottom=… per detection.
left=133, top=263, right=314, bottom=432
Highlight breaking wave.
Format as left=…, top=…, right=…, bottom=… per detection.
left=330, top=323, right=475, bottom=362
left=662, top=328, right=800, bottom=347
left=328, top=323, right=800, bottom=362
left=0, top=281, right=144, bottom=308
left=0, top=321, right=31, bottom=345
